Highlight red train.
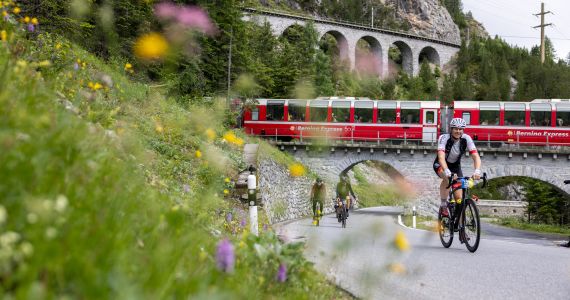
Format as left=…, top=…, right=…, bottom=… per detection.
left=242, top=97, right=570, bottom=146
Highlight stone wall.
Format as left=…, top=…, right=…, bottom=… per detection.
left=258, top=159, right=337, bottom=224
left=478, top=200, right=526, bottom=218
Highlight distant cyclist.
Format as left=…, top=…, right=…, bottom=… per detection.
left=336, top=173, right=356, bottom=218
left=434, top=118, right=482, bottom=217
left=310, top=177, right=326, bottom=219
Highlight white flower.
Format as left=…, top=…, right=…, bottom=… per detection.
left=55, top=195, right=68, bottom=213
left=0, top=205, right=6, bottom=224
left=20, top=242, right=34, bottom=257
left=0, top=231, right=21, bottom=246
left=27, top=213, right=38, bottom=224
left=45, top=227, right=57, bottom=239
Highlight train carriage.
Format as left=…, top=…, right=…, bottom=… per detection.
left=243, top=97, right=441, bottom=143
left=453, top=99, right=570, bottom=146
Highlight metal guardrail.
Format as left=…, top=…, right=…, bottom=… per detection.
left=241, top=7, right=461, bottom=48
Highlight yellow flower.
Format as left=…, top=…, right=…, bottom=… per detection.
left=388, top=263, right=406, bottom=274
left=55, top=43, right=61, bottom=49
left=205, top=128, right=216, bottom=141
left=155, top=123, right=164, bottom=133
left=223, top=189, right=229, bottom=195
left=195, top=150, right=202, bottom=158
left=133, top=32, right=169, bottom=60
left=13, top=7, right=20, bottom=14
left=124, top=63, right=132, bottom=70
left=394, top=230, right=410, bottom=252
left=224, top=177, right=231, bottom=183
left=2, top=11, right=7, bottom=18
left=223, top=131, right=244, bottom=146
left=239, top=240, right=246, bottom=248
left=38, top=60, right=51, bottom=67
left=31, top=17, right=38, bottom=25
left=288, top=163, right=306, bottom=177
left=23, top=16, right=29, bottom=23
left=88, top=82, right=102, bottom=91
left=0, top=30, right=6, bottom=42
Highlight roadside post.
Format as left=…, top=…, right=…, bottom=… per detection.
left=247, top=165, right=259, bottom=236
left=413, top=206, right=417, bottom=229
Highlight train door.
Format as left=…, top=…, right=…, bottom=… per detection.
left=422, top=109, right=438, bottom=142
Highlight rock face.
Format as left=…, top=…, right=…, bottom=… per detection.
left=497, top=183, right=527, bottom=202
left=390, top=0, right=460, bottom=44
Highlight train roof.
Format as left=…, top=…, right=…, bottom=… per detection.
left=256, top=98, right=440, bottom=108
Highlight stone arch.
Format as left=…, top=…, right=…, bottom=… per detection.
left=319, top=30, right=350, bottom=62
left=355, top=36, right=383, bottom=76
left=418, top=46, right=441, bottom=67
left=389, top=41, right=413, bottom=75
left=281, top=23, right=309, bottom=43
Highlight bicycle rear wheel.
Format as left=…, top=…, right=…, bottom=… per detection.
left=341, top=208, right=347, bottom=228
left=438, top=208, right=453, bottom=248
left=463, top=199, right=481, bottom=252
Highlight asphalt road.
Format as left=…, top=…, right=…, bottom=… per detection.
left=276, top=207, right=570, bottom=300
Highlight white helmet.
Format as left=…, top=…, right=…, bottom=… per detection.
left=450, top=118, right=467, bottom=129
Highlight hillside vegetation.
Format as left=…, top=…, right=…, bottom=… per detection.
left=0, top=2, right=349, bottom=298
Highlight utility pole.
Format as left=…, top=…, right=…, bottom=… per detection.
left=533, top=2, right=552, bottom=64
left=371, top=6, right=374, bottom=27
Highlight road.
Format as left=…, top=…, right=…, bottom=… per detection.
left=276, top=207, right=570, bottom=300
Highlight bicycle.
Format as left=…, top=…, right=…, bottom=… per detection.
left=335, top=198, right=348, bottom=228
left=438, top=172, right=488, bottom=253
left=564, top=180, right=570, bottom=185
left=312, top=209, right=323, bottom=226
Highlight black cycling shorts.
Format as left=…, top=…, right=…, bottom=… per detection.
left=433, top=159, right=463, bottom=177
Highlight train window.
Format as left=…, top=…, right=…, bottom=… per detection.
left=530, top=103, right=551, bottom=127
left=400, top=102, right=420, bottom=124
left=354, top=101, right=373, bottom=123
left=479, top=102, right=500, bottom=126
left=266, top=100, right=285, bottom=121
left=310, top=100, right=329, bottom=122
left=252, top=108, right=259, bottom=121
left=462, top=112, right=470, bottom=125
left=556, top=103, right=570, bottom=127
left=504, top=103, right=526, bottom=126
left=332, top=101, right=351, bottom=123
left=288, top=100, right=306, bottom=122
left=377, top=101, right=397, bottom=124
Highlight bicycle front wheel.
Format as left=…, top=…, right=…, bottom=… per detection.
left=438, top=208, right=453, bottom=248
left=463, top=199, right=481, bottom=252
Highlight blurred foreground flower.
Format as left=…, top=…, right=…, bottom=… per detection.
left=288, top=163, right=306, bottom=177
left=0, top=30, right=6, bottom=42
left=194, top=150, right=202, bottom=158
left=276, top=263, right=287, bottom=282
left=124, top=63, right=133, bottom=74
left=216, top=238, right=235, bottom=273
left=205, top=128, right=216, bottom=141
left=155, top=2, right=216, bottom=35
left=223, top=131, right=244, bottom=146
left=388, top=262, right=406, bottom=274
left=133, top=32, right=169, bottom=61
left=394, top=230, right=410, bottom=252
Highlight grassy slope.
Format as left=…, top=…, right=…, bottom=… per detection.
left=0, top=28, right=348, bottom=298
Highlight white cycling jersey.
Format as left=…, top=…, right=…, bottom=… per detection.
left=437, top=134, right=478, bottom=164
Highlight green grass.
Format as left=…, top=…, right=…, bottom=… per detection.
left=401, top=215, right=436, bottom=231
left=0, top=27, right=349, bottom=298
left=491, top=217, right=570, bottom=236
left=352, top=166, right=409, bottom=207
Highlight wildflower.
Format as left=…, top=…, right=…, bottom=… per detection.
left=87, top=82, right=102, bottom=91
left=276, top=263, right=287, bottom=282
left=133, top=32, right=169, bottom=60
left=13, top=7, right=20, bottom=14
left=124, top=63, right=134, bottom=73
left=205, top=128, right=216, bottom=141
left=46, top=227, right=57, bottom=239
left=0, top=30, right=6, bottom=42
left=288, top=163, right=306, bottom=177
left=20, top=242, right=34, bottom=257
left=31, top=17, right=38, bottom=25
left=194, top=150, right=202, bottom=158
left=23, top=16, right=29, bottom=23
left=54, top=195, right=68, bottom=213
left=215, top=238, right=235, bottom=273
left=38, top=60, right=51, bottom=67
left=155, top=123, right=164, bottom=133
left=223, top=189, right=229, bottom=195
left=55, top=43, right=61, bottom=49
left=2, top=11, right=7, bottom=20
left=155, top=2, right=216, bottom=35
left=199, top=247, right=207, bottom=261
left=240, top=218, right=246, bottom=227
left=225, top=212, right=232, bottom=223
left=223, top=131, right=244, bottom=146
left=388, top=262, right=406, bottom=274
left=263, top=224, right=268, bottom=231
left=73, top=62, right=79, bottom=70
left=394, top=230, right=410, bottom=252
left=0, top=205, right=6, bottom=224
left=183, top=184, right=190, bottom=193
left=27, top=23, right=34, bottom=32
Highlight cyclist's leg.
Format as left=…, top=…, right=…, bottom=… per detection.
left=434, top=161, right=449, bottom=209
left=312, top=200, right=317, bottom=217
left=317, top=199, right=323, bottom=216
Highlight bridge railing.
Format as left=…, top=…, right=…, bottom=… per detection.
left=244, top=126, right=570, bottom=152
left=241, top=7, right=461, bottom=47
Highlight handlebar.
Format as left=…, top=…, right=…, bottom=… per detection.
left=564, top=180, right=570, bottom=185
left=446, top=172, right=488, bottom=189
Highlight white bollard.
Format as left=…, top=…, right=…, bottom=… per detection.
left=412, top=206, right=417, bottom=229
left=247, top=170, right=259, bottom=236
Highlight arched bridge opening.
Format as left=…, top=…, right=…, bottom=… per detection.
left=389, top=41, right=413, bottom=76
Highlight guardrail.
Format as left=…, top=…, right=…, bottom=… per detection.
left=241, top=7, right=461, bottom=48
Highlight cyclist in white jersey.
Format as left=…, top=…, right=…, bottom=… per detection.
left=433, top=118, right=482, bottom=217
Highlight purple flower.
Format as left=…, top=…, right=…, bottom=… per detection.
left=27, top=24, right=35, bottom=32
left=216, top=238, right=235, bottom=273
left=155, top=2, right=178, bottom=19
left=73, top=62, right=79, bottom=70
left=183, top=184, right=190, bottom=193
left=176, top=6, right=216, bottom=35
left=263, top=224, right=268, bottom=231
left=226, top=212, right=233, bottom=223
left=277, top=263, right=287, bottom=282
left=240, top=218, right=247, bottom=227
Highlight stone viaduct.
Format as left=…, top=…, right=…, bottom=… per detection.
left=241, top=7, right=461, bottom=76
left=273, top=142, right=570, bottom=216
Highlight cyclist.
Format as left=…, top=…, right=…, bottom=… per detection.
left=434, top=118, right=482, bottom=217
left=310, top=177, right=326, bottom=219
left=336, top=173, right=356, bottom=218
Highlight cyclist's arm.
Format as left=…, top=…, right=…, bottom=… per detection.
left=471, top=152, right=482, bottom=178
left=436, top=134, right=450, bottom=174
left=437, top=151, right=449, bottom=172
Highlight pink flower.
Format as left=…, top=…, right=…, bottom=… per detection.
left=155, top=2, right=178, bottom=19
left=276, top=263, right=287, bottom=282
left=216, top=238, right=235, bottom=273
left=154, top=2, right=216, bottom=35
